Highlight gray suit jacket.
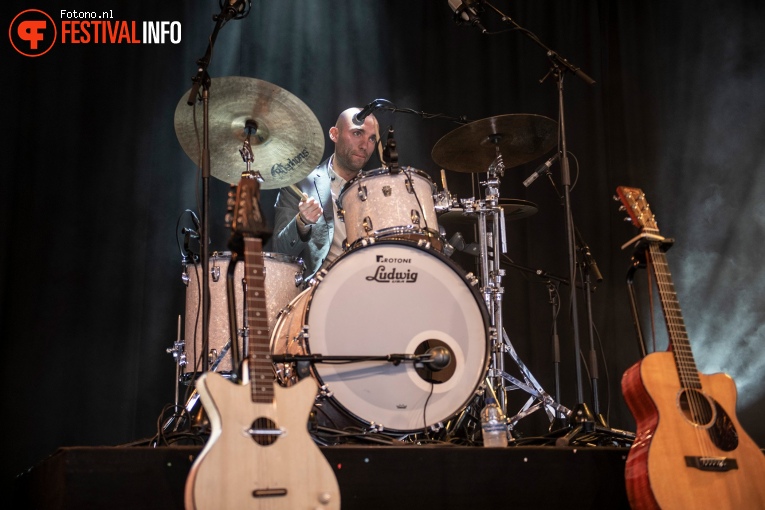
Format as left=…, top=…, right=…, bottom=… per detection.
left=272, top=158, right=335, bottom=279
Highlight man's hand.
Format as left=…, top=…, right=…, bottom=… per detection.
left=298, top=194, right=322, bottom=224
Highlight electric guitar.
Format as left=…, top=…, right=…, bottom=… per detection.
left=184, top=173, right=340, bottom=509
left=617, top=186, right=765, bottom=509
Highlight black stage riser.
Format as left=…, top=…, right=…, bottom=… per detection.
left=12, top=446, right=630, bottom=509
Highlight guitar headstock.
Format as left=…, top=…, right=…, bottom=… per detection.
left=226, top=172, right=270, bottom=242
left=616, top=186, right=658, bottom=231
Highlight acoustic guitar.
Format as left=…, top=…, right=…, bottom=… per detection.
left=184, top=173, right=340, bottom=509
left=617, top=186, right=765, bottom=509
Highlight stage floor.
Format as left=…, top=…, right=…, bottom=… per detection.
left=12, top=444, right=630, bottom=509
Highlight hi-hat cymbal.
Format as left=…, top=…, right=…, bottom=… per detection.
left=438, top=198, right=538, bottom=226
left=431, top=114, right=557, bottom=173
left=174, top=76, right=324, bottom=189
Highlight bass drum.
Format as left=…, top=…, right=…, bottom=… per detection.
left=270, top=240, right=489, bottom=433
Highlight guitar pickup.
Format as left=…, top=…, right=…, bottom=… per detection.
left=252, top=488, right=288, bottom=498
left=684, top=456, right=738, bottom=472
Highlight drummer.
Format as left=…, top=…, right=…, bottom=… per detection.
left=272, top=107, right=379, bottom=279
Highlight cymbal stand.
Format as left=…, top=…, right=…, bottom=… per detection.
left=184, top=0, right=251, bottom=374
left=163, top=315, right=188, bottom=432
left=467, top=150, right=569, bottom=431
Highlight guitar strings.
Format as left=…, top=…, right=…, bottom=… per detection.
left=649, top=242, right=712, bottom=459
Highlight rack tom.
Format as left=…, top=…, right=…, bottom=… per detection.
left=338, top=167, right=442, bottom=251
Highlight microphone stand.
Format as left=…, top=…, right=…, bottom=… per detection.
left=184, top=1, right=250, bottom=374
left=483, top=1, right=633, bottom=445
left=271, top=353, right=449, bottom=381
left=576, top=228, right=607, bottom=426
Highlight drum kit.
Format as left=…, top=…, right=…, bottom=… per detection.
left=167, top=76, right=572, bottom=442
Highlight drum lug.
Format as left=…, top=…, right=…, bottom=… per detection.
left=362, top=216, right=374, bottom=233
left=181, top=263, right=190, bottom=286
left=317, top=384, right=334, bottom=399
left=405, top=176, right=414, bottom=194
left=357, top=184, right=368, bottom=201
left=336, top=207, right=345, bottom=222
left=429, top=421, right=445, bottom=432
left=314, top=268, right=329, bottom=282
left=210, top=265, right=221, bottom=282
left=410, top=209, right=421, bottom=225
left=465, top=272, right=479, bottom=286
left=382, top=185, right=392, bottom=197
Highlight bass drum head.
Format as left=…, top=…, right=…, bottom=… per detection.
left=305, top=240, right=489, bottom=433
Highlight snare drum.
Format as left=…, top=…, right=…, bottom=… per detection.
left=338, top=167, right=442, bottom=251
left=270, top=240, right=489, bottom=433
left=184, top=251, right=304, bottom=378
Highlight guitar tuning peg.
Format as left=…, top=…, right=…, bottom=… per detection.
left=618, top=205, right=627, bottom=212
left=612, top=195, right=620, bottom=201
left=623, top=217, right=633, bottom=223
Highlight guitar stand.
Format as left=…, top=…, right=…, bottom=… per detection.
left=624, top=236, right=675, bottom=359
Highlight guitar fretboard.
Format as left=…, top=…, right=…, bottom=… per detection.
left=244, top=237, right=273, bottom=403
left=646, top=230, right=701, bottom=390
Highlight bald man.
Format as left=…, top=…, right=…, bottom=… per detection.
left=272, top=107, right=379, bottom=279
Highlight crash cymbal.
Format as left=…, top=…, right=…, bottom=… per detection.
left=431, top=114, right=557, bottom=173
left=438, top=198, right=538, bottom=226
left=174, top=76, right=324, bottom=189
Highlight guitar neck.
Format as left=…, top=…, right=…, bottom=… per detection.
left=645, top=234, right=701, bottom=389
left=243, top=237, right=274, bottom=403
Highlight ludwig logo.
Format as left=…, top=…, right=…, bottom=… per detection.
left=9, top=9, right=57, bottom=57
left=365, top=265, right=418, bottom=283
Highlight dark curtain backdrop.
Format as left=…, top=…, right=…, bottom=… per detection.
left=3, top=0, right=764, bottom=483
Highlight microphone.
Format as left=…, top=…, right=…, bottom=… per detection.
left=448, top=0, right=487, bottom=34
left=575, top=227, right=604, bottom=283
left=421, top=346, right=452, bottom=371
left=221, top=0, right=250, bottom=21
left=352, top=99, right=386, bottom=126
left=523, top=153, right=560, bottom=188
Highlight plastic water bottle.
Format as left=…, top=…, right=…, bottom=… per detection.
left=481, top=397, right=509, bottom=447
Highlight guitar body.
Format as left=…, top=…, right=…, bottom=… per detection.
left=185, top=372, right=340, bottom=509
left=622, top=352, right=765, bottom=509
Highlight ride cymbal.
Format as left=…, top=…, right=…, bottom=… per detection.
left=431, top=114, right=557, bottom=173
left=174, top=76, right=324, bottom=189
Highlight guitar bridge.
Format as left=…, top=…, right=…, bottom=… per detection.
left=684, top=456, right=738, bottom=472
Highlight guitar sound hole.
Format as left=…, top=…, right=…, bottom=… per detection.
left=677, top=389, right=716, bottom=428
left=250, top=417, right=279, bottom=446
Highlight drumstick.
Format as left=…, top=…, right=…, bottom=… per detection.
left=288, top=184, right=308, bottom=201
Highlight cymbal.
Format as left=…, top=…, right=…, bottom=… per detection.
left=438, top=198, right=538, bottom=226
left=174, top=76, right=324, bottom=189
left=431, top=114, right=557, bottom=173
